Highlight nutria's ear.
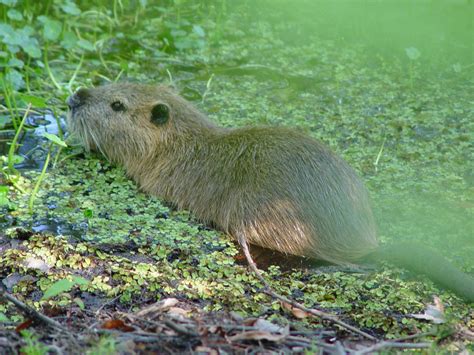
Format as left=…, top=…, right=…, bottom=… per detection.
left=151, top=103, right=170, bottom=125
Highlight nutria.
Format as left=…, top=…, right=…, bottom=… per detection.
left=66, top=83, right=474, bottom=302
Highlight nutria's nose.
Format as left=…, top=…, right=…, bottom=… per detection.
left=66, top=88, right=90, bottom=110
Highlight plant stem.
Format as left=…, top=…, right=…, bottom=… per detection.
left=44, top=43, right=62, bottom=91
left=1, top=73, right=19, bottom=129
left=29, top=146, right=51, bottom=213
left=374, top=137, right=386, bottom=173
left=113, top=0, right=119, bottom=24
left=52, top=147, right=62, bottom=169
left=25, top=57, right=32, bottom=93
left=67, top=53, right=84, bottom=93
left=51, top=107, right=64, bottom=140
left=8, top=104, right=31, bottom=173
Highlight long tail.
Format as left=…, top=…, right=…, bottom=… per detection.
left=369, top=243, right=474, bottom=303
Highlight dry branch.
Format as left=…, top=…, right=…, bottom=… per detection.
left=239, top=239, right=377, bottom=341
left=0, top=287, right=66, bottom=331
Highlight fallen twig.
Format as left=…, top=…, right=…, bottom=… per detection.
left=354, top=340, right=432, bottom=354
left=96, top=330, right=168, bottom=343
left=164, top=319, right=198, bottom=337
left=0, top=287, right=66, bottom=331
left=239, top=239, right=377, bottom=341
left=390, top=331, right=435, bottom=342
left=239, top=241, right=437, bottom=353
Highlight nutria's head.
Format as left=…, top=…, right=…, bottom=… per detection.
left=66, top=83, right=216, bottom=164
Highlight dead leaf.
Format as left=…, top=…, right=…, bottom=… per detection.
left=168, top=307, right=190, bottom=317
left=228, top=327, right=289, bottom=342
left=459, top=326, right=474, bottom=341
left=101, top=319, right=134, bottom=332
left=228, top=319, right=289, bottom=343
left=242, top=317, right=258, bottom=326
left=253, top=318, right=287, bottom=333
left=135, top=298, right=179, bottom=318
left=15, top=319, right=34, bottom=332
left=410, top=297, right=445, bottom=324
left=23, top=257, right=50, bottom=272
left=281, top=301, right=310, bottom=319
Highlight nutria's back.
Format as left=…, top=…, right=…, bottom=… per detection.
left=67, top=83, right=378, bottom=265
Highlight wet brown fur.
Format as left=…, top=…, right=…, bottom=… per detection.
left=67, top=83, right=378, bottom=265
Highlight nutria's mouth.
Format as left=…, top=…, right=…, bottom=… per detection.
left=66, top=107, right=103, bottom=156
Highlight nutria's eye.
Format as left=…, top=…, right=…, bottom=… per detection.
left=111, top=101, right=126, bottom=112
left=151, top=103, right=170, bottom=125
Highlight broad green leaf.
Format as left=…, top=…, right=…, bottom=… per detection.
left=7, top=9, right=23, bottom=21
left=5, top=69, right=25, bottom=90
left=60, top=31, right=78, bottom=50
left=193, top=25, right=205, bottom=37
left=77, top=39, right=95, bottom=51
left=18, top=94, right=47, bottom=108
left=1, top=25, right=40, bottom=58
left=0, top=312, right=10, bottom=322
left=0, top=197, right=8, bottom=207
left=0, top=23, right=15, bottom=39
left=171, top=29, right=187, bottom=37
left=21, top=25, right=34, bottom=37
left=73, top=298, right=85, bottom=310
left=41, top=276, right=89, bottom=300
left=71, top=276, right=89, bottom=286
left=61, top=1, right=81, bottom=15
left=0, top=186, right=9, bottom=207
left=10, top=155, right=24, bottom=164
left=9, top=27, right=41, bottom=58
left=7, top=57, right=24, bottom=68
left=42, top=133, right=67, bottom=147
left=5, top=44, right=20, bottom=55
left=41, top=279, right=74, bottom=300
left=0, top=115, right=10, bottom=128
left=43, top=18, right=62, bottom=41
left=0, top=0, right=17, bottom=6
left=22, top=40, right=41, bottom=58
left=1, top=155, right=24, bottom=165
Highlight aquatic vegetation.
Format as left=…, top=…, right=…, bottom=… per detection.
left=27, top=132, right=66, bottom=212
left=0, top=0, right=473, bottom=353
